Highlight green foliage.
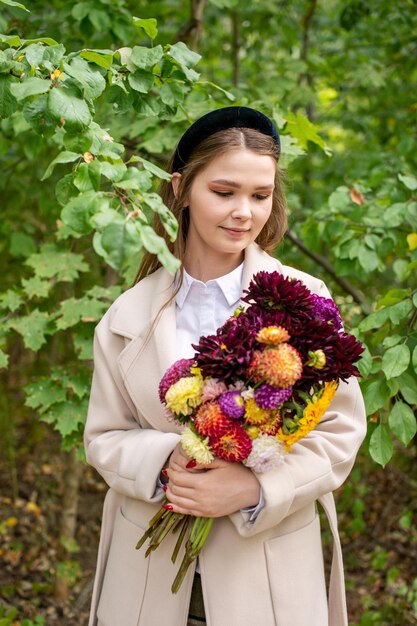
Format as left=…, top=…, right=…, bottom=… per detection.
left=0, top=0, right=415, bottom=470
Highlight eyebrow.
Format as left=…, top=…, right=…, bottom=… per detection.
left=210, top=179, right=274, bottom=190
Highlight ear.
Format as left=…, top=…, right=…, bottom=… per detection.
left=171, top=172, right=182, bottom=198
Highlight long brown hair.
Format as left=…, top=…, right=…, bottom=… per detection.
left=135, top=126, right=287, bottom=285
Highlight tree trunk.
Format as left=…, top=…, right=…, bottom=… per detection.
left=54, top=448, right=83, bottom=600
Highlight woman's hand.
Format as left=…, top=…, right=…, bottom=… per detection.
left=164, top=443, right=260, bottom=518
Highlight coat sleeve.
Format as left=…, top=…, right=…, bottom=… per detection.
left=229, top=278, right=367, bottom=537
left=84, top=314, right=181, bottom=503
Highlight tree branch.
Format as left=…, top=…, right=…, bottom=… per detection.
left=284, top=229, right=371, bottom=315
left=231, top=11, right=240, bottom=87
left=175, top=0, right=207, bottom=50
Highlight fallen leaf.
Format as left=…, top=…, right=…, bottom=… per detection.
left=350, top=188, right=364, bottom=205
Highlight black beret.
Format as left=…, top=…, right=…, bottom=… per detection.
left=172, top=106, right=280, bottom=172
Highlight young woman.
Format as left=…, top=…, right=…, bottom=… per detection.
left=84, top=106, right=366, bottom=626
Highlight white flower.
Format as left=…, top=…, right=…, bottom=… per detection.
left=243, top=434, right=286, bottom=474
left=241, top=386, right=255, bottom=401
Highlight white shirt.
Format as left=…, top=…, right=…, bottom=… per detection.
left=175, top=263, right=244, bottom=359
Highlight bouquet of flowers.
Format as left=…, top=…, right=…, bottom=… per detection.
left=136, top=271, right=363, bottom=593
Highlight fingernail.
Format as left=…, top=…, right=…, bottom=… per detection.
left=162, top=469, right=169, bottom=477
left=186, top=459, right=197, bottom=469
left=162, top=504, right=173, bottom=510
left=163, top=484, right=168, bottom=492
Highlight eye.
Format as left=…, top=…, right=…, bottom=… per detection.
left=254, top=194, right=270, bottom=201
left=213, top=190, right=233, bottom=197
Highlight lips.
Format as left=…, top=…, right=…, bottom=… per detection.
left=221, top=227, right=250, bottom=233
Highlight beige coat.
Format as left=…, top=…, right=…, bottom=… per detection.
left=85, top=243, right=367, bottom=626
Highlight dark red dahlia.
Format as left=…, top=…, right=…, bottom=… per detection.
left=242, top=271, right=314, bottom=315
left=311, top=294, right=343, bottom=330
left=193, top=315, right=259, bottom=383
left=209, top=424, right=252, bottom=463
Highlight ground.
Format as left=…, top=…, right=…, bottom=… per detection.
left=0, top=438, right=416, bottom=626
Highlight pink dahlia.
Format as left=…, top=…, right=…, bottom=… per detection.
left=159, top=358, right=194, bottom=402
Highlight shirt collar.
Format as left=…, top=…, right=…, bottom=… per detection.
left=175, top=262, right=244, bottom=309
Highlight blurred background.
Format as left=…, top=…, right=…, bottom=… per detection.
left=0, top=1, right=416, bottom=624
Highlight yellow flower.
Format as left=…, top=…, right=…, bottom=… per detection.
left=244, top=398, right=270, bottom=425
left=190, top=365, right=202, bottom=378
left=256, top=326, right=290, bottom=345
left=181, top=427, right=214, bottom=465
left=50, top=69, right=63, bottom=80
left=277, top=380, right=338, bottom=451
left=165, top=376, right=203, bottom=415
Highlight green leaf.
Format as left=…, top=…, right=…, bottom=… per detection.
left=73, top=161, right=101, bottom=192
left=358, top=307, right=391, bottom=332
left=357, top=343, right=372, bottom=377
left=113, top=167, right=152, bottom=190
left=129, top=155, right=171, bottom=180
left=99, top=221, right=143, bottom=270
left=21, top=276, right=51, bottom=299
left=63, top=58, right=106, bottom=100
left=388, top=401, right=417, bottom=445
left=393, top=370, right=417, bottom=405
left=26, top=245, right=88, bottom=281
left=133, top=17, right=158, bottom=40
left=398, top=173, right=417, bottom=190
left=10, top=77, right=51, bottom=100
left=0, top=289, right=23, bottom=312
left=127, top=69, right=154, bottom=93
left=80, top=49, right=114, bottom=70
left=382, top=334, right=402, bottom=349
left=140, top=224, right=180, bottom=274
left=47, top=87, right=92, bottom=132
left=143, top=192, right=178, bottom=240
left=363, top=379, right=390, bottom=414
left=11, top=308, right=51, bottom=351
left=0, top=34, right=22, bottom=47
left=369, top=424, right=393, bottom=467
left=159, top=81, right=186, bottom=107
left=378, top=289, right=411, bottom=307
left=284, top=111, right=329, bottom=152
left=0, top=348, right=9, bottom=369
left=381, top=344, right=410, bottom=380
left=167, top=42, right=201, bottom=68
left=42, top=150, right=80, bottom=180
left=56, top=295, right=107, bottom=330
left=130, top=45, right=163, bottom=69
left=0, top=75, right=18, bottom=118
left=42, top=399, right=87, bottom=436
left=0, top=0, right=29, bottom=12
left=61, top=191, right=106, bottom=234
left=9, top=232, right=36, bottom=258
left=388, top=299, right=413, bottom=325
left=357, top=244, right=380, bottom=272
left=413, top=346, right=417, bottom=373
left=25, top=379, right=66, bottom=414
left=73, top=325, right=94, bottom=360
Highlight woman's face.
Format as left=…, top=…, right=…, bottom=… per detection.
left=173, top=148, right=275, bottom=275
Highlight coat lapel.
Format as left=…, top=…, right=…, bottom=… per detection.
left=114, top=268, right=182, bottom=434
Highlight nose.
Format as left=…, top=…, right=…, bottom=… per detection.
left=231, top=196, right=252, bottom=220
